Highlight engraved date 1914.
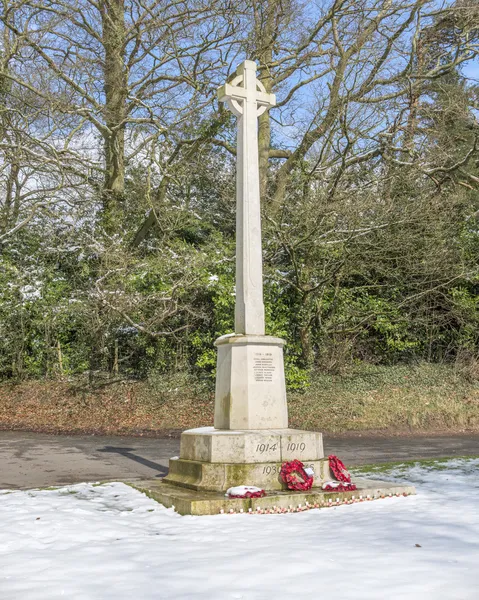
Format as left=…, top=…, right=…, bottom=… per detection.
left=256, top=442, right=278, bottom=454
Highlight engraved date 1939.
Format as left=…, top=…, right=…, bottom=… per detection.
left=262, top=463, right=314, bottom=475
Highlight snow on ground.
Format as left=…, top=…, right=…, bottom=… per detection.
left=1, top=459, right=478, bottom=600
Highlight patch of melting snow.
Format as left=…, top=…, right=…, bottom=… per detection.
left=19, top=284, right=42, bottom=301
left=0, top=459, right=478, bottom=599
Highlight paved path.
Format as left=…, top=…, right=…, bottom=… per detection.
left=1, top=430, right=477, bottom=489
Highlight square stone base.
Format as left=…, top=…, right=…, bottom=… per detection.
left=165, top=426, right=326, bottom=491
left=132, top=478, right=416, bottom=516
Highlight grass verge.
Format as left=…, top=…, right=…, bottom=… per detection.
left=0, top=363, right=478, bottom=437
left=351, top=455, right=479, bottom=477
left=288, top=363, right=479, bottom=434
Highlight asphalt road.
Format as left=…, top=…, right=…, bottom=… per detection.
left=1, top=430, right=478, bottom=489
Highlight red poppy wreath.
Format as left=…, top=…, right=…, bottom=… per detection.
left=328, top=454, right=352, bottom=483
left=280, top=459, right=314, bottom=491
left=322, top=454, right=357, bottom=491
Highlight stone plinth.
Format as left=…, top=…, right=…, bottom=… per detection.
left=133, top=478, right=417, bottom=516
left=179, top=427, right=323, bottom=463
left=163, top=427, right=325, bottom=492
left=214, top=334, right=288, bottom=430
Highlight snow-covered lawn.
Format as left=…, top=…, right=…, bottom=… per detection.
left=1, top=459, right=478, bottom=600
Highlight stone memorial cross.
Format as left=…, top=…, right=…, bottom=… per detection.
left=160, top=61, right=326, bottom=503
left=217, top=60, right=276, bottom=335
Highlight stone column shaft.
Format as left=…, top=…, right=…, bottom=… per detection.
left=235, top=64, right=265, bottom=335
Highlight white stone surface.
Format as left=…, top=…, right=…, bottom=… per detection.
left=214, top=334, right=288, bottom=430
left=217, top=60, right=275, bottom=336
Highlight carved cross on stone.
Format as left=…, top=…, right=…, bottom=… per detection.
left=217, top=60, right=276, bottom=335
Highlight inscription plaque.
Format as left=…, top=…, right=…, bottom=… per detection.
left=253, top=352, right=275, bottom=382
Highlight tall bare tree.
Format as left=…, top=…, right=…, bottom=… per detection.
left=1, top=0, right=238, bottom=230
left=0, top=1, right=94, bottom=243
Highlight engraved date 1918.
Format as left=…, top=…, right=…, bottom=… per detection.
left=286, top=442, right=306, bottom=452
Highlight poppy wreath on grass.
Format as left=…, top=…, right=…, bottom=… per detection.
left=280, top=459, right=314, bottom=491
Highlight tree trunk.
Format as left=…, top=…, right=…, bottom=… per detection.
left=2, top=159, right=19, bottom=233
left=0, top=7, right=16, bottom=233
left=57, top=340, right=64, bottom=377
left=100, top=0, right=127, bottom=231
left=404, top=36, right=424, bottom=153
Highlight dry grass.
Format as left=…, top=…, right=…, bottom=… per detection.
left=0, top=374, right=214, bottom=436
left=288, top=363, right=479, bottom=434
left=0, top=363, right=478, bottom=436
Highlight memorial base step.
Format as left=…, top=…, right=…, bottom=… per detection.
left=163, top=457, right=332, bottom=492
left=131, top=478, right=417, bottom=516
